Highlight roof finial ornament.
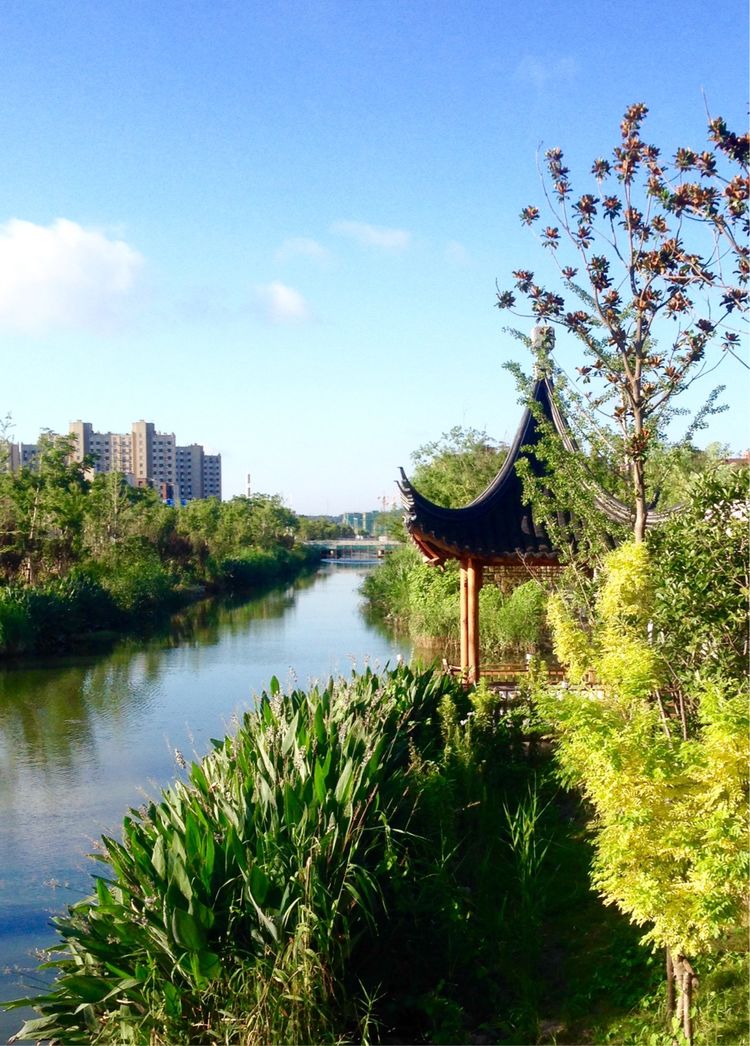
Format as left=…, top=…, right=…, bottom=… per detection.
left=530, top=322, right=555, bottom=378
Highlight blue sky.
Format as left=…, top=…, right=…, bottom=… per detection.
left=1, top=0, right=747, bottom=513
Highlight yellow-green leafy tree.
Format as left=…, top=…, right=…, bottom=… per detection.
left=540, top=467, right=748, bottom=1042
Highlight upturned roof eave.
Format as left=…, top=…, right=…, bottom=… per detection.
left=398, top=377, right=551, bottom=525
left=398, top=372, right=676, bottom=562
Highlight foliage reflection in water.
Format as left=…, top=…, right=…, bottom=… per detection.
left=0, top=566, right=412, bottom=1040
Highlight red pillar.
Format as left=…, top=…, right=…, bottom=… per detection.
left=459, top=560, right=469, bottom=679
left=466, top=558, right=482, bottom=684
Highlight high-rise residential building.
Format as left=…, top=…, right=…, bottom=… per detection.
left=69, top=421, right=135, bottom=477
left=203, top=454, right=222, bottom=499
left=130, top=420, right=154, bottom=485
left=3, top=440, right=58, bottom=472
left=146, top=426, right=176, bottom=489
left=17, top=443, right=40, bottom=468
left=173, top=446, right=222, bottom=501
left=71, top=419, right=219, bottom=500
left=175, top=444, right=204, bottom=501
left=10, top=419, right=221, bottom=501
left=111, top=432, right=134, bottom=475
left=68, top=421, right=92, bottom=462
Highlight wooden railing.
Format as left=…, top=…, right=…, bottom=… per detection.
left=441, top=659, right=565, bottom=685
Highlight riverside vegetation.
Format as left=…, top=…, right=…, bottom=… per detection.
left=363, top=426, right=550, bottom=666
left=367, top=466, right=747, bottom=1044
left=6, top=104, right=748, bottom=1042
left=0, top=432, right=320, bottom=656
left=6, top=463, right=747, bottom=1044
left=0, top=662, right=698, bottom=1045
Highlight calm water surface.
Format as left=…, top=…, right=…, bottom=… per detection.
left=0, top=566, right=412, bottom=1042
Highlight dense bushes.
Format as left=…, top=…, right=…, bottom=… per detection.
left=0, top=545, right=318, bottom=656
left=537, top=467, right=749, bottom=1041
left=0, top=569, right=170, bottom=656
left=97, top=551, right=174, bottom=615
left=479, top=579, right=547, bottom=657
left=0, top=587, right=33, bottom=652
left=362, top=545, right=549, bottom=659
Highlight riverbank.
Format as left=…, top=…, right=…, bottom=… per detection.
left=8, top=659, right=745, bottom=1044
left=0, top=545, right=320, bottom=659
left=0, top=461, right=327, bottom=659
left=0, top=567, right=414, bottom=1043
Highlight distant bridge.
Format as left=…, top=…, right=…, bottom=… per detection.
left=306, top=539, right=402, bottom=561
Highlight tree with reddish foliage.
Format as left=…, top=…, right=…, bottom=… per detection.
left=496, top=103, right=748, bottom=541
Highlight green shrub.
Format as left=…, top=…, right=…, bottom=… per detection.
left=100, top=551, right=174, bottom=615
left=364, top=554, right=548, bottom=660
left=360, top=544, right=422, bottom=621
left=480, top=580, right=547, bottom=657
left=0, top=586, right=34, bottom=654
left=0, top=574, right=121, bottom=654
left=362, top=550, right=461, bottom=643
left=407, top=560, right=460, bottom=643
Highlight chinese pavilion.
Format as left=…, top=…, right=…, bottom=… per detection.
left=398, top=374, right=665, bottom=683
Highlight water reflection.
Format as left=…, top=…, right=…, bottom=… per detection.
left=0, top=567, right=411, bottom=1040
left=0, top=581, right=324, bottom=786
left=159, top=584, right=303, bottom=648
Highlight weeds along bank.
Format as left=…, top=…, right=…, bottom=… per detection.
left=0, top=545, right=318, bottom=657
left=7, top=665, right=532, bottom=1044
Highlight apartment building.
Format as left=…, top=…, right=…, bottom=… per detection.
left=69, top=422, right=135, bottom=477
left=175, top=444, right=204, bottom=500
left=7, top=420, right=221, bottom=501
left=203, top=454, right=222, bottom=499
left=16, top=443, right=40, bottom=470
left=5, top=419, right=224, bottom=502
left=131, top=421, right=176, bottom=490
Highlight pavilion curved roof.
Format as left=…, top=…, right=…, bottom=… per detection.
left=398, top=376, right=666, bottom=566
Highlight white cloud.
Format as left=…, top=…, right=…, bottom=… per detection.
left=275, top=236, right=330, bottom=264
left=0, top=218, right=144, bottom=334
left=331, top=220, right=411, bottom=251
left=254, top=281, right=312, bottom=324
left=445, top=240, right=471, bottom=267
left=514, top=55, right=579, bottom=91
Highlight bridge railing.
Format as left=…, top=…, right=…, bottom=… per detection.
left=304, top=540, right=402, bottom=560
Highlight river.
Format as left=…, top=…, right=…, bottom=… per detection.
left=0, top=565, right=412, bottom=1042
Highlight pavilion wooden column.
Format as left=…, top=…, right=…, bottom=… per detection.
left=459, top=558, right=483, bottom=684
left=459, top=560, right=468, bottom=678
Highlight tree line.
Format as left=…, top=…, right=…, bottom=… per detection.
left=0, top=432, right=319, bottom=654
